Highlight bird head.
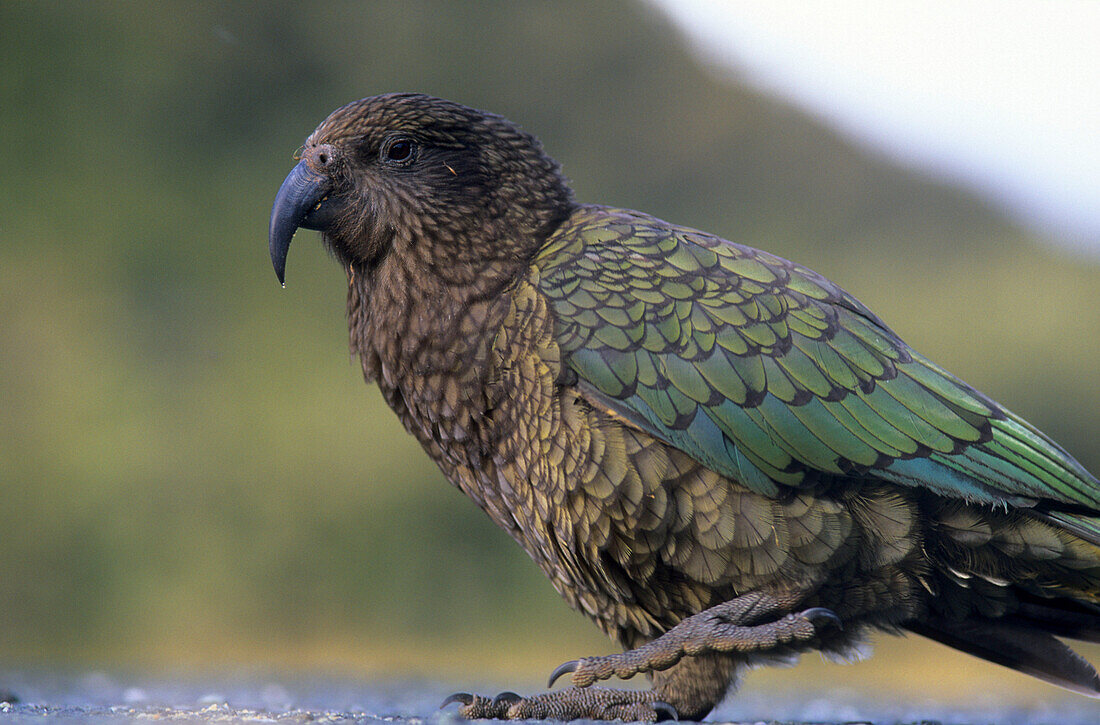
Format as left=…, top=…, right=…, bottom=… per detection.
left=269, top=93, right=574, bottom=285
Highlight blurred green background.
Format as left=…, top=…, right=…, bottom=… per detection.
left=2, top=0, right=1098, bottom=707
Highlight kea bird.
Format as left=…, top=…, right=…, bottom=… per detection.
left=269, top=93, right=1100, bottom=721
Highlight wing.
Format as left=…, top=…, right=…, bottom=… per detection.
left=534, top=206, right=1100, bottom=511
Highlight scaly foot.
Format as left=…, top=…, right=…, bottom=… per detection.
left=442, top=687, right=677, bottom=721
left=550, top=592, right=841, bottom=688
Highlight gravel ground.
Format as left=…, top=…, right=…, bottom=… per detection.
left=1, top=671, right=1098, bottom=725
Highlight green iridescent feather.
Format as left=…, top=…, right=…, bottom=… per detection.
left=535, top=205, right=1100, bottom=511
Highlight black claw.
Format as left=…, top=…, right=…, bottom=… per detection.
left=803, top=607, right=843, bottom=631
left=653, top=701, right=679, bottom=722
left=548, top=659, right=579, bottom=688
left=440, top=692, right=473, bottom=709
left=492, top=691, right=522, bottom=708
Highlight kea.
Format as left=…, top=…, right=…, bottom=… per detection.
left=269, top=93, right=1100, bottom=721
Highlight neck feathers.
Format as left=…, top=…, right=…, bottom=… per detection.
left=346, top=238, right=512, bottom=387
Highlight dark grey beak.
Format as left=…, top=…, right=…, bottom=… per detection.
left=268, top=160, right=338, bottom=285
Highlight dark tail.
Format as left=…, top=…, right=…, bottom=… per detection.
left=906, top=613, right=1100, bottom=697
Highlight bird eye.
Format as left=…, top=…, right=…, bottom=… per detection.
left=383, top=138, right=416, bottom=165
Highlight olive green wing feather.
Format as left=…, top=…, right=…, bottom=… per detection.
left=535, top=206, right=1100, bottom=512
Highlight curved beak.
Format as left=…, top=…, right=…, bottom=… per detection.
left=268, top=160, right=338, bottom=285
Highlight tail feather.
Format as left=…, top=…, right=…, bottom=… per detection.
left=907, top=617, right=1100, bottom=697
left=1007, top=595, right=1100, bottom=644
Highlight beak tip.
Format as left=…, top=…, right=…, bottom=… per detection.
left=269, top=159, right=331, bottom=290
left=270, top=247, right=288, bottom=285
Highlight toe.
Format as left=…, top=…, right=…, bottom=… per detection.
left=802, top=607, right=843, bottom=630
left=548, top=659, right=580, bottom=687
left=492, top=691, right=522, bottom=708
left=653, top=701, right=679, bottom=722
left=440, top=692, right=473, bottom=709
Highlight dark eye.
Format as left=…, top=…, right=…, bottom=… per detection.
left=383, top=138, right=416, bottom=164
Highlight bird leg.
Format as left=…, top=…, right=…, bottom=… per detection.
left=442, top=592, right=839, bottom=721
left=549, top=590, right=841, bottom=689
left=442, top=688, right=676, bottom=722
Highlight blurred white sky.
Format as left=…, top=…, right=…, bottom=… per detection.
left=650, top=0, right=1100, bottom=253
